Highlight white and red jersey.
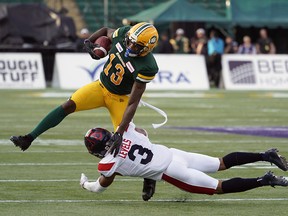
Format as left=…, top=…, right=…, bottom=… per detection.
left=98, top=123, right=173, bottom=180
left=97, top=122, right=220, bottom=195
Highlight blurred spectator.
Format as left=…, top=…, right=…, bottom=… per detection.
left=207, top=30, right=224, bottom=56
left=191, top=28, right=207, bottom=55
left=224, top=36, right=238, bottom=54
left=75, top=28, right=90, bottom=52
left=169, top=28, right=190, bottom=53
left=157, top=32, right=174, bottom=53
left=238, top=35, right=256, bottom=54
left=256, top=28, right=276, bottom=54
left=207, top=30, right=224, bottom=87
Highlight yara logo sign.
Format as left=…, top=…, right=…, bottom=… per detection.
left=152, top=70, right=191, bottom=84
left=79, top=62, right=105, bottom=80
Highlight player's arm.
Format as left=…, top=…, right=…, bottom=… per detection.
left=117, top=69, right=157, bottom=135
left=83, top=27, right=115, bottom=60
left=106, top=82, right=146, bottom=156
left=107, top=68, right=157, bottom=156
left=118, top=81, right=146, bottom=134
left=80, top=173, right=116, bottom=193
left=88, top=27, right=115, bottom=42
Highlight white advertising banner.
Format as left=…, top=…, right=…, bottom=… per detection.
left=148, top=54, right=209, bottom=90
left=52, top=53, right=209, bottom=90
left=52, top=53, right=108, bottom=89
left=222, top=54, right=288, bottom=90
left=0, top=53, right=45, bottom=89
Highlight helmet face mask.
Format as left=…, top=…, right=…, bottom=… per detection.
left=124, top=22, right=158, bottom=57
left=84, top=128, right=112, bottom=159
left=89, top=149, right=108, bottom=159
left=125, top=36, right=146, bottom=57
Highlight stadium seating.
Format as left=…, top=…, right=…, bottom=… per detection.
left=75, top=0, right=226, bottom=31
left=0, top=0, right=226, bottom=32
left=0, top=0, right=42, bottom=3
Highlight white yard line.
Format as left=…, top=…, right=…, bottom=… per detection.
left=1, top=174, right=286, bottom=183
left=38, top=92, right=222, bottom=99
left=2, top=139, right=288, bottom=146
left=0, top=139, right=82, bottom=145
left=0, top=151, right=86, bottom=153
left=0, top=179, right=141, bottom=182
left=36, top=91, right=288, bottom=99
left=0, top=198, right=288, bottom=203
left=0, top=162, right=272, bottom=167
left=0, top=179, right=77, bottom=182
left=0, top=162, right=96, bottom=166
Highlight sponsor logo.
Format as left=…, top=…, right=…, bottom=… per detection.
left=228, top=60, right=256, bottom=84
left=257, top=59, right=288, bottom=86
left=226, top=58, right=288, bottom=88
left=79, top=62, right=105, bottom=80
left=0, top=60, right=40, bottom=83
left=257, top=59, right=288, bottom=74
left=152, top=70, right=190, bottom=84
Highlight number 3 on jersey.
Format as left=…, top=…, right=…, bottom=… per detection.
left=104, top=53, right=125, bottom=85
left=128, top=144, right=154, bottom=165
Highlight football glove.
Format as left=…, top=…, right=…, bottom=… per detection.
left=83, top=39, right=100, bottom=60
left=142, top=178, right=156, bottom=201
left=80, top=173, right=88, bottom=188
left=106, top=132, right=122, bottom=157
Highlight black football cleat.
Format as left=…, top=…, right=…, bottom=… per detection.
left=10, top=135, right=33, bottom=151
left=142, top=178, right=156, bottom=201
left=258, top=171, right=288, bottom=187
left=263, top=148, right=288, bottom=171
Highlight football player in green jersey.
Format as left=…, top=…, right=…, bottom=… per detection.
left=10, top=22, right=159, bottom=201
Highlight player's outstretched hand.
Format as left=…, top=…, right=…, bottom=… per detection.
left=80, top=173, right=88, bottom=188
left=83, top=39, right=100, bottom=60
left=106, top=132, right=122, bottom=157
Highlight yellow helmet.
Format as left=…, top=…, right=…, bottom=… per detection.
left=124, top=22, right=158, bottom=57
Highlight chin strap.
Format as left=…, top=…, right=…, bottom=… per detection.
left=139, top=100, right=168, bottom=129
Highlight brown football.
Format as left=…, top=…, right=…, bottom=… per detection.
left=93, top=36, right=112, bottom=58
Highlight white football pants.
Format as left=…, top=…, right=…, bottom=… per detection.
left=162, top=148, right=220, bottom=195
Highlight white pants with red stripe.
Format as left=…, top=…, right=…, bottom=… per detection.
left=162, top=148, right=220, bottom=195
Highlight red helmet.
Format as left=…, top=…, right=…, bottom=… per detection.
left=84, top=128, right=112, bottom=158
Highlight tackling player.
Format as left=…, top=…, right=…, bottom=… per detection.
left=10, top=22, right=160, bottom=201
left=80, top=122, right=288, bottom=199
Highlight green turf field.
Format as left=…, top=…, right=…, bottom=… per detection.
left=0, top=89, right=287, bottom=216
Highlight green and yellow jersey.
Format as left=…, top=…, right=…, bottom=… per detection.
left=100, top=26, right=158, bottom=95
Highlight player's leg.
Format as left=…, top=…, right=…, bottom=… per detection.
left=10, top=81, right=105, bottom=151
left=169, top=148, right=288, bottom=173
left=217, top=171, right=288, bottom=194
left=163, top=160, right=288, bottom=195
left=10, top=101, right=72, bottom=151
left=169, top=148, right=220, bottom=173
left=104, top=90, right=129, bottom=131
left=71, top=81, right=105, bottom=111
left=103, top=91, right=157, bottom=200
left=162, top=160, right=218, bottom=195
left=221, top=148, right=288, bottom=171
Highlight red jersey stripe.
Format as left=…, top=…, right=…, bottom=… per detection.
left=162, top=174, right=216, bottom=195
left=98, top=162, right=115, bottom=171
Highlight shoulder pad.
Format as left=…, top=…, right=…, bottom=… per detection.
left=112, top=28, right=120, bottom=38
